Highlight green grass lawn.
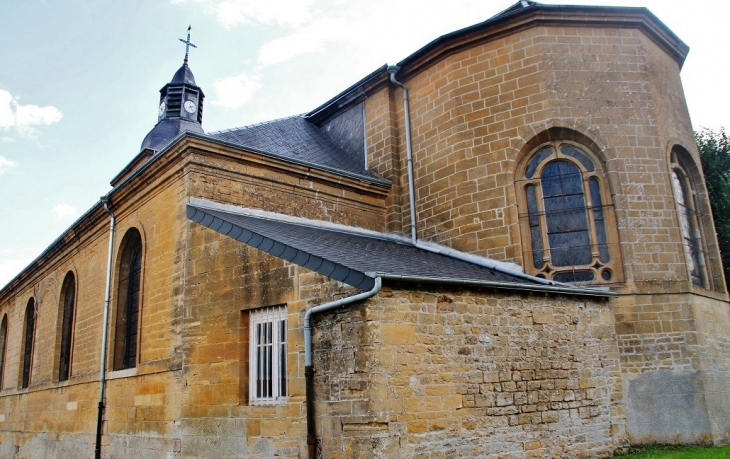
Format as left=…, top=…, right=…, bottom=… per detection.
left=615, top=445, right=730, bottom=458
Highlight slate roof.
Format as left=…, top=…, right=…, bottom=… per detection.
left=208, top=116, right=381, bottom=180
left=140, top=118, right=204, bottom=152
left=170, top=63, right=197, bottom=86
left=187, top=198, right=614, bottom=297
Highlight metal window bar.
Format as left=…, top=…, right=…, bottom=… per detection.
left=250, top=306, right=287, bottom=404
left=123, top=243, right=142, bottom=369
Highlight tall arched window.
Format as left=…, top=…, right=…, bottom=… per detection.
left=0, top=315, right=7, bottom=390
left=21, top=298, right=36, bottom=388
left=58, top=272, right=76, bottom=381
left=670, top=149, right=707, bottom=287
left=518, top=140, right=621, bottom=283
left=114, top=229, right=143, bottom=370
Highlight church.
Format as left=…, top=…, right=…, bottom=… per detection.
left=0, top=2, right=728, bottom=458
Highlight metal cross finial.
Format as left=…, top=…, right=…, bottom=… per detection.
left=178, top=25, right=197, bottom=65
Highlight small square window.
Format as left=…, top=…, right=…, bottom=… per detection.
left=249, top=306, right=288, bottom=405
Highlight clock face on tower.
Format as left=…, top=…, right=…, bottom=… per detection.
left=184, top=100, right=197, bottom=114
left=158, top=101, right=166, bottom=117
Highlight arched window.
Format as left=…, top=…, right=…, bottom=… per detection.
left=113, top=229, right=143, bottom=370
left=0, top=315, right=7, bottom=390
left=58, top=272, right=76, bottom=381
left=670, top=149, right=707, bottom=287
left=518, top=140, right=621, bottom=283
left=21, top=298, right=36, bottom=388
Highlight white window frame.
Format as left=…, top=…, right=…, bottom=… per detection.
left=249, top=306, right=288, bottom=405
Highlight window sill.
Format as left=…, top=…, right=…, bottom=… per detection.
left=107, top=367, right=137, bottom=380
left=249, top=397, right=288, bottom=406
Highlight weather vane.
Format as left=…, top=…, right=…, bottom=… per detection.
left=179, top=25, right=197, bottom=65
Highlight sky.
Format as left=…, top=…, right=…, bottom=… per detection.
left=1, top=0, right=729, bottom=288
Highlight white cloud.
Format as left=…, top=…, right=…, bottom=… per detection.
left=0, top=247, right=38, bottom=289
left=0, top=155, right=17, bottom=174
left=257, top=17, right=349, bottom=66
left=211, top=72, right=262, bottom=109
left=52, top=203, right=79, bottom=220
left=0, top=89, right=63, bottom=137
left=215, top=0, right=312, bottom=28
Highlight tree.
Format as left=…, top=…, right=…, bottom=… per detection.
left=695, top=128, right=730, bottom=289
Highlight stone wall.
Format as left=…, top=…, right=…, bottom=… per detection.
left=312, top=284, right=626, bottom=458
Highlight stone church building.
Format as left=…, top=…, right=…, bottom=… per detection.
left=0, top=2, right=728, bottom=458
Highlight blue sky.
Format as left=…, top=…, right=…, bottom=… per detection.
left=1, top=0, right=729, bottom=287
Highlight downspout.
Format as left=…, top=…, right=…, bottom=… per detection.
left=96, top=195, right=115, bottom=459
left=386, top=67, right=556, bottom=288
left=304, top=277, right=382, bottom=459
left=388, top=66, right=418, bottom=244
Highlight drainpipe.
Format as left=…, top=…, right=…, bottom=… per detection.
left=388, top=66, right=417, bottom=244
left=303, top=277, right=382, bottom=459
left=386, top=67, right=557, bottom=288
left=96, top=195, right=115, bottom=459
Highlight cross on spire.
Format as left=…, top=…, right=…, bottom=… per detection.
left=178, top=25, right=197, bottom=65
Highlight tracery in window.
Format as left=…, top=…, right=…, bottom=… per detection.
left=518, top=141, right=620, bottom=283
left=670, top=150, right=707, bottom=287
left=113, top=229, right=143, bottom=371
left=58, top=272, right=76, bottom=381
left=21, top=298, right=36, bottom=388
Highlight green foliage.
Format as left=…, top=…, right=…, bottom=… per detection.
left=614, top=444, right=730, bottom=458
left=696, top=128, right=730, bottom=289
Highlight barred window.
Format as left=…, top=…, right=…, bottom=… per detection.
left=249, top=306, right=287, bottom=404
left=518, top=141, right=621, bottom=283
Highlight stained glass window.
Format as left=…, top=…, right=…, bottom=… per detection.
left=59, top=273, right=76, bottom=381
left=21, top=298, right=36, bottom=388
left=671, top=168, right=704, bottom=286
left=519, top=140, right=618, bottom=283
left=114, top=229, right=143, bottom=371
left=0, top=316, right=7, bottom=390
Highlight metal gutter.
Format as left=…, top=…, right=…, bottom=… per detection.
left=376, top=274, right=615, bottom=298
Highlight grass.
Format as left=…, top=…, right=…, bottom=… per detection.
left=614, top=445, right=730, bottom=458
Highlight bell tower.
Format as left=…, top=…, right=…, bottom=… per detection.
left=140, top=26, right=205, bottom=152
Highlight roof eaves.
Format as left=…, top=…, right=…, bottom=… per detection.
left=305, top=64, right=389, bottom=125
left=374, top=274, right=616, bottom=298
left=186, top=203, right=376, bottom=290
left=396, top=3, right=688, bottom=72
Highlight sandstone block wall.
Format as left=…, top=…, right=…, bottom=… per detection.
left=312, top=285, right=626, bottom=459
